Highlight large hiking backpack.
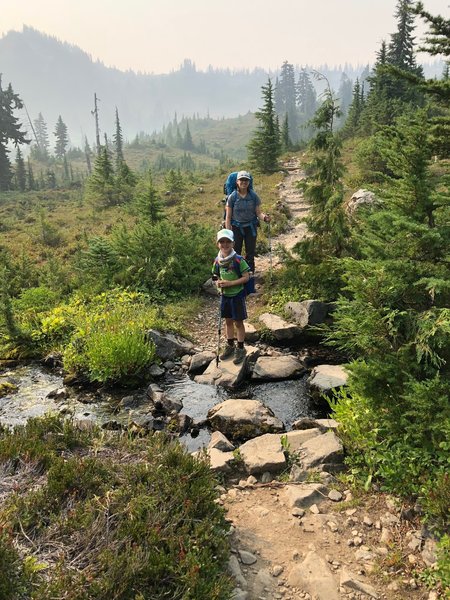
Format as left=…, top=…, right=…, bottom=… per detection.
left=213, top=254, right=256, bottom=296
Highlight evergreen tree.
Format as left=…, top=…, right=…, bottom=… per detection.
left=85, top=145, right=116, bottom=207
left=183, top=122, right=194, bottom=151
left=359, top=41, right=398, bottom=133
left=0, top=77, right=29, bottom=191
left=14, top=147, right=26, bottom=191
left=297, top=69, right=317, bottom=117
left=388, top=0, right=422, bottom=73
left=84, top=137, right=92, bottom=174
left=277, top=62, right=299, bottom=142
left=297, top=78, right=350, bottom=263
left=248, top=79, right=281, bottom=173
left=80, top=236, right=120, bottom=285
left=27, top=158, right=36, bottom=190
left=134, top=171, right=165, bottom=224
left=281, top=114, right=292, bottom=151
left=337, top=73, right=353, bottom=124
left=329, top=111, right=449, bottom=498
left=342, top=79, right=365, bottom=137
left=296, top=69, right=317, bottom=141
left=113, top=107, right=124, bottom=168
left=175, top=126, right=183, bottom=148
left=33, top=112, right=50, bottom=161
left=274, top=76, right=283, bottom=115
left=54, top=115, right=68, bottom=159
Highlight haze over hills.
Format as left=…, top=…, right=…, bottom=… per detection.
left=0, top=26, right=443, bottom=149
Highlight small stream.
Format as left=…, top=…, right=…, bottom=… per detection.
left=1, top=363, right=321, bottom=451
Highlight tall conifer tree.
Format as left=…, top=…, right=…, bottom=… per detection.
left=248, top=79, right=281, bottom=173
left=54, top=115, right=69, bottom=159
left=15, top=147, right=26, bottom=191
left=0, top=77, right=29, bottom=190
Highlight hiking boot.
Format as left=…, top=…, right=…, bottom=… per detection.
left=219, top=345, right=235, bottom=360
left=233, top=347, right=247, bottom=365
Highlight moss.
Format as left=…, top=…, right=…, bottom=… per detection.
left=0, top=381, right=18, bottom=398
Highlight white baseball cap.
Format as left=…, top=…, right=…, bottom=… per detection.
left=217, top=228, right=234, bottom=242
left=237, top=170, right=251, bottom=180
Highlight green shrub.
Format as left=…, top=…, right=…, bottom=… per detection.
left=0, top=414, right=92, bottom=471
left=62, top=293, right=156, bottom=384
left=0, top=421, right=233, bottom=600
left=0, top=529, right=31, bottom=599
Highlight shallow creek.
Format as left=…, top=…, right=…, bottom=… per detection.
left=1, top=363, right=321, bottom=451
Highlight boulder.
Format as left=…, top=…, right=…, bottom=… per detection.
left=251, top=355, right=305, bottom=380
left=299, top=431, right=344, bottom=473
left=188, top=351, right=215, bottom=375
left=347, top=188, right=381, bottom=214
left=146, top=329, right=195, bottom=360
left=239, top=433, right=287, bottom=474
left=308, top=364, right=348, bottom=400
left=207, top=399, right=284, bottom=441
left=280, top=429, right=321, bottom=453
left=195, top=345, right=259, bottom=389
left=207, top=448, right=235, bottom=472
left=258, top=313, right=301, bottom=340
left=244, top=322, right=259, bottom=343
left=285, top=300, right=330, bottom=327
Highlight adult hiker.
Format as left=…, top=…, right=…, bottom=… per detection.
left=212, top=228, right=250, bottom=365
left=225, top=170, right=271, bottom=274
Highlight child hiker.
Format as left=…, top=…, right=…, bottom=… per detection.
left=213, top=228, right=250, bottom=365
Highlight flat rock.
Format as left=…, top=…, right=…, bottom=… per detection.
left=251, top=355, right=305, bottom=380
left=299, top=431, right=344, bottom=472
left=207, top=448, right=235, bottom=472
left=280, top=429, right=321, bottom=452
left=239, top=433, right=287, bottom=474
left=207, top=399, right=284, bottom=440
left=195, top=345, right=259, bottom=389
left=282, top=483, right=328, bottom=509
left=288, top=550, right=339, bottom=600
left=258, top=312, right=301, bottom=340
left=308, top=364, right=348, bottom=399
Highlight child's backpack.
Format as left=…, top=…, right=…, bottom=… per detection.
left=213, top=254, right=256, bottom=296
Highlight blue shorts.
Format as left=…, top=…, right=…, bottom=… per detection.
left=221, top=290, right=247, bottom=321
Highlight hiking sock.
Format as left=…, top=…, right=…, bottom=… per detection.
left=237, top=341, right=244, bottom=349
left=227, top=339, right=235, bottom=347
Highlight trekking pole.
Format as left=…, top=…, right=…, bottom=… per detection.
left=212, top=275, right=222, bottom=367
left=267, top=218, right=272, bottom=283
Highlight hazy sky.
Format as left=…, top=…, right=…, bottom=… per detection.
left=1, top=0, right=448, bottom=74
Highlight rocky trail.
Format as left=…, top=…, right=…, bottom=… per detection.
left=185, top=160, right=439, bottom=600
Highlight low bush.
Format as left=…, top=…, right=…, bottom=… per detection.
left=0, top=419, right=232, bottom=600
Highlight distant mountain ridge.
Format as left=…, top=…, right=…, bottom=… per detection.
left=0, top=27, right=271, bottom=147
left=0, top=27, right=443, bottom=148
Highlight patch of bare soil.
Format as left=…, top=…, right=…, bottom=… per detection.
left=221, top=482, right=432, bottom=599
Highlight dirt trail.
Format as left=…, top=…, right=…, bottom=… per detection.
left=186, top=162, right=434, bottom=600
left=187, top=157, right=308, bottom=353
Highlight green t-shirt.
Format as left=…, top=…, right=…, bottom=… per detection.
left=212, top=256, right=250, bottom=297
